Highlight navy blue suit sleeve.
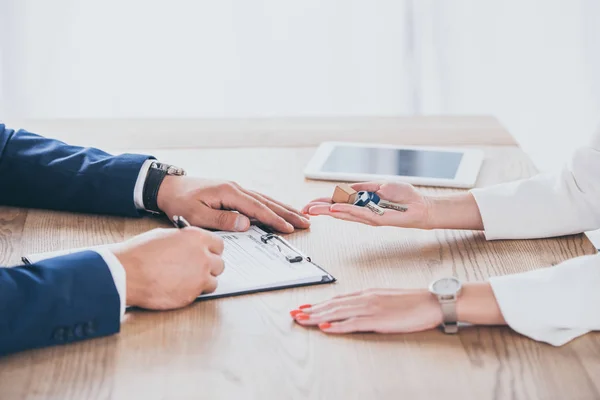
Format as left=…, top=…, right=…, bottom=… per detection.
left=0, top=251, right=121, bottom=355
left=0, top=124, right=153, bottom=216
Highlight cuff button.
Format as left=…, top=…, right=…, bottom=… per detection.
left=74, top=323, right=84, bottom=338
left=84, top=321, right=96, bottom=336
left=52, top=327, right=66, bottom=342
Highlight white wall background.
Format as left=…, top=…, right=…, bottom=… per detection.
left=2, top=0, right=600, bottom=171
left=420, top=0, right=600, bottom=171
left=2, top=0, right=414, bottom=118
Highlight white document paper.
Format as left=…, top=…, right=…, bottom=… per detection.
left=204, top=226, right=331, bottom=298
left=22, top=226, right=333, bottom=299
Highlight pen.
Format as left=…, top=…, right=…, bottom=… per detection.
left=172, top=215, right=191, bottom=229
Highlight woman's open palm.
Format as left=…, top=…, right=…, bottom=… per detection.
left=302, top=182, right=432, bottom=229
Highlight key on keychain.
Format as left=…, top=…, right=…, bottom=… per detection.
left=353, top=191, right=385, bottom=215
left=354, top=191, right=408, bottom=214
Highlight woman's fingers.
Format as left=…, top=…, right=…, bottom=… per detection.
left=294, top=305, right=372, bottom=326
left=302, top=198, right=333, bottom=214
left=319, top=317, right=379, bottom=334
left=298, top=292, right=367, bottom=315
left=302, top=183, right=381, bottom=213
left=328, top=203, right=380, bottom=220
left=306, top=206, right=372, bottom=225
left=350, top=182, right=383, bottom=192
left=302, top=202, right=331, bottom=214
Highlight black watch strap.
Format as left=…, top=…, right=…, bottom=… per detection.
left=143, top=162, right=168, bottom=214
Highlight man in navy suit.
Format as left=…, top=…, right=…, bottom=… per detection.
left=0, top=124, right=310, bottom=355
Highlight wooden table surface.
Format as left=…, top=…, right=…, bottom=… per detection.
left=0, top=117, right=598, bottom=400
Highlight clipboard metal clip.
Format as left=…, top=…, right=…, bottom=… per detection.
left=260, top=233, right=311, bottom=263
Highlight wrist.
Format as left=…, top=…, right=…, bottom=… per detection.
left=143, top=163, right=186, bottom=214
left=156, top=175, right=177, bottom=213
left=112, top=247, right=147, bottom=307
left=426, top=192, right=484, bottom=230
left=456, top=282, right=506, bottom=326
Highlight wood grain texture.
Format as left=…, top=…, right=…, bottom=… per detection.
left=0, top=133, right=598, bottom=399
left=3, top=116, right=516, bottom=150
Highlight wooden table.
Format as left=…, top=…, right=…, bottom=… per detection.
left=1, top=117, right=598, bottom=400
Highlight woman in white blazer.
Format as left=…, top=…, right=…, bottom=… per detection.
left=292, top=130, right=600, bottom=346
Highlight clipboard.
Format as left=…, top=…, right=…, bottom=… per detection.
left=21, top=225, right=336, bottom=301
left=198, top=226, right=335, bottom=300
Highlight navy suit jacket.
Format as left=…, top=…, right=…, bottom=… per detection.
left=0, top=124, right=152, bottom=355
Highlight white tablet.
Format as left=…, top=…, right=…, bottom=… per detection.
left=304, top=142, right=484, bottom=189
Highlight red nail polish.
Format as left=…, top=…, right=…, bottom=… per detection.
left=319, top=322, right=331, bottom=329
left=290, top=310, right=303, bottom=318
left=298, top=304, right=312, bottom=310
left=295, top=313, right=310, bottom=321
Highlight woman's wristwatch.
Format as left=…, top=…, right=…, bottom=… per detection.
left=429, top=277, right=463, bottom=334
left=142, top=162, right=186, bottom=214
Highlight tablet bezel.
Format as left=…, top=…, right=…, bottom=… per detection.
left=303, top=142, right=484, bottom=189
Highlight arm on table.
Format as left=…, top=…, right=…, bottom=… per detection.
left=0, top=251, right=122, bottom=355
left=0, top=124, right=152, bottom=216
left=292, top=254, right=600, bottom=346
left=469, top=128, right=600, bottom=239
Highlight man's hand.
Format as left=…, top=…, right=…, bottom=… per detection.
left=157, top=177, right=310, bottom=233
left=111, top=227, right=225, bottom=310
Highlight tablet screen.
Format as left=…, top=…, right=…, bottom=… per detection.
left=321, top=146, right=463, bottom=179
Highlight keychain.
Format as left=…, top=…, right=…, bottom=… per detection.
left=353, top=191, right=386, bottom=215
left=332, top=185, right=408, bottom=216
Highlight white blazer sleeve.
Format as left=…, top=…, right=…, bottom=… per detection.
left=470, top=127, right=600, bottom=239
left=490, top=253, right=600, bottom=346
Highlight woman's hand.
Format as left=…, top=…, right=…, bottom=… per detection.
left=302, top=181, right=484, bottom=231
left=290, top=289, right=443, bottom=334
left=302, top=182, right=434, bottom=229
left=290, top=283, right=505, bottom=334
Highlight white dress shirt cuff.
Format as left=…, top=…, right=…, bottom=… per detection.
left=489, top=254, right=600, bottom=346
left=134, top=159, right=154, bottom=210
left=469, top=180, right=548, bottom=241
left=94, top=249, right=127, bottom=322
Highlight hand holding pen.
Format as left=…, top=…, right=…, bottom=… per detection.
left=172, top=215, right=191, bottom=229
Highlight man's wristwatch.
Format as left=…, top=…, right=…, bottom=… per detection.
left=142, top=162, right=186, bottom=214
left=429, top=277, right=463, bottom=334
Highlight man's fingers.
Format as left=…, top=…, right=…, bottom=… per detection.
left=200, top=228, right=226, bottom=255
left=208, top=253, right=225, bottom=276
left=224, top=191, right=294, bottom=233
left=179, top=226, right=225, bottom=255
left=195, top=208, right=251, bottom=233
left=252, top=191, right=305, bottom=217
left=201, top=276, right=219, bottom=295
left=244, top=190, right=310, bottom=229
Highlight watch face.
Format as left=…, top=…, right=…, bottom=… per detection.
left=430, top=277, right=462, bottom=296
